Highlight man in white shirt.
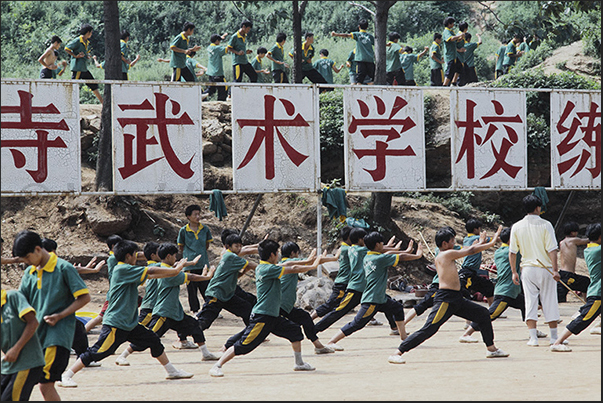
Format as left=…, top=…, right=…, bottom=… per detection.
left=509, top=195, right=561, bottom=347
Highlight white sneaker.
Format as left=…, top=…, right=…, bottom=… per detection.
left=390, top=328, right=400, bottom=336
left=293, top=362, right=315, bottom=371
left=388, top=355, right=406, bottom=364
left=326, top=343, right=344, bottom=351
left=550, top=344, right=572, bottom=352
left=527, top=338, right=539, bottom=347
left=368, top=318, right=383, bottom=326
left=486, top=348, right=509, bottom=358
left=590, top=326, right=601, bottom=335
left=173, top=340, right=199, bottom=350
left=536, top=330, right=548, bottom=338
left=166, top=369, right=194, bottom=379
left=459, top=335, right=479, bottom=343
left=87, top=361, right=102, bottom=367
left=57, top=375, right=78, bottom=388
left=209, top=365, right=224, bottom=377
left=314, top=346, right=335, bottom=354
left=202, top=352, right=221, bottom=361
left=115, top=356, right=130, bottom=366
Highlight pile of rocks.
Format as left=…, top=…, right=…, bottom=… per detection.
left=201, top=101, right=232, bottom=166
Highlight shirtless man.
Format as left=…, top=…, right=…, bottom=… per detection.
left=38, top=36, right=68, bottom=79
left=558, top=221, right=590, bottom=302
left=388, top=225, right=508, bottom=364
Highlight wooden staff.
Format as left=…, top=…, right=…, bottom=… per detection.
left=418, top=231, right=436, bottom=259
left=536, top=258, right=586, bottom=304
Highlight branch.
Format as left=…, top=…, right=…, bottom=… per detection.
left=477, top=1, right=504, bottom=25
left=348, top=1, right=375, bottom=16
left=299, top=0, right=308, bottom=16
left=231, top=1, right=248, bottom=18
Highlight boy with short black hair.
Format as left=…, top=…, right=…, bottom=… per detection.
left=59, top=240, right=194, bottom=387
left=169, top=21, right=202, bottom=82
left=228, top=20, right=257, bottom=82
left=1, top=287, right=45, bottom=401
left=389, top=225, right=508, bottom=364
left=288, top=33, right=328, bottom=84
left=429, top=32, right=445, bottom=86
left=267, top=32, right=290, bottom=83
left=441, top=17, right=465, bottom=86
left=459, top=218, right=495, bottom=306
left=203, top=32, right=230, bottom=101
left=502, top=33, right=524, bottom=74
left=177, top=204, right=213, bottom=315
left=209, top=239, right=324, bottom=377
left=459, top=32, right=481, bottom=86
left=386, top=32, right=406, bottom=86
left=13, top=230, right=91, bottom=400
left=38, top=35, right=67, bottom=79
left=250, top=47, right=271, bottom=83
left=313, top=48, right=343, bottom=85
left=64, top=23, right=103, bottom=104
left=400, top=45, right=429, bottom=86
left=551, top=223, right=600, bottom=351
left=332, top=19, right=375, bottom=85
left=325, top=231, right=423, bottom=351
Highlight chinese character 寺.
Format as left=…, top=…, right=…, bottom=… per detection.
left=350, top=95, right=416, bottom=181
left=236, top=94, right=310, bottom=180
left=116, top=92, right=196, bottom=180
left=1, top=90, right=69, bottom=183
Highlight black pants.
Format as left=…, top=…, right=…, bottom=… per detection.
left=1, top=366, right=43, bottom=401
left=196, top=293, right=254, bottom=331
left=281, top=307, right=319, bottom=342
left=566, top=296, right=601, bottom=335
left=145, top=314, right=206, bottom=345
left=233, top=63, right=258, bottom=82
left=203, top=76, right=228, bottom=101
left=314, top=282, right=347, bottom=317
left=340, top=296, right=405, bottom=336
left=557, top=270, right=590, bottom=302
left=315, top=289, right=362, bottom=333
left=186, top=272, right=209, bottom=313
left=386, top=69, right=406, bottom=86
left=398, top=289, right=495, bottom=354
left=356, top=61, right=375, bottom=84
left=171, top=67, right=196, bottom=82
left=459, top=268, right=494, bottom=298
left=302, top=68, right=328, bottom=84
left=413, top=282, right=440, bottom=316
left=72, top=70, right=99, bottom=91
left=72, top=319, right=89, bottom=357
left=470, top=293, right=525, bottom=332
left=232, top=313, right=304, bottom=356
left=272, top=70, right=289, bottom=83
left=430, top=68, right=444, bottom=86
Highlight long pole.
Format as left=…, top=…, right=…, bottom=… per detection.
left=536, top=258, right=586, bottom=304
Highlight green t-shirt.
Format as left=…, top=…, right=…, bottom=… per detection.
left=386, top=42, right=403, bottom=72
left=361, top=252, right=400, bottom=304
left=503, top=41, right=517, bottom=66
left=206, top=251, right=249, bottom=302
left=493, top=245, right=522, bottom=298
left=206, top=43, right=228, bottom=76
left=177, top=223, right=213, bottom=271
left=1, top=290, right=46, bottom=375
left=461, top=234, right=488, bottom=272
left=456, top=32, right=467, bottom=64
left=429, top=41, right=443, bottom=70
left=347, top=50, right=357, bottom=76
left=280, top=257, right=302, bottom=314
left=463, top=42, right=479, bottom=68
left=289, top=43, right=315, bottom=71
left=333, top=243, right=352, bottom=285
left=442, top=27, right=458, bottom=63
left=495, top=45, right=507, bottom=71
left=228, top=31, right=249, bottom=66
left=185, top=56, right=201, bottom=82
left=65, top=35, right=91, bottom=72
left=250, top=56, right=269, bottom=83
left=313, top=57, right=335, bottom=84
left=170, top=33, right=190, bottom=69
left=346, top=245, right=368, bottom=292
left=518, top=41, right=530, bottom=59
left=400, top=53, right=421, bottom=81
left=120, top=39, right=130, bottom=73
left=252, top=262, right=285, bottom=317
left=268, top=43, right=286, bottom=71
left=102, top=263, right=148, bottom=331
left=139, top=261, right=161, bottom=311
left=18, top=253, right=89, bottom=350
left=351, top=31, right=375, bottom=63
left=152, top=267, right=188, bottom=321
left=584, top=244, right=601, bottom=298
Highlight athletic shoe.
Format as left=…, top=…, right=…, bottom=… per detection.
left=166, top=369, right=194, bottom=379
left=57, top=375, right=78, bottom=388
left=293, top=362, right=316, bottom=371
left=314, top=346, right=335, bottom=354
left=326, top=343, right=344, bottom=351
left=173, top=340, right=199, bottom=350
left=590, top=326, right=601, bottom=335
left=536, top=330, right=548, bottom=338
left=368, top=318, right=383, bottom=326
left=209, top=365, right=224, bottom=377
left=459, top=335, right=479, bottom=343
left=388, top=355, right=406, bottom=364
left=115, top=356, right=130, bottom=366
left=527, top=338, right=539, bottom=347
left=550, top=344, right=572, bottom=352
left=202, top=352, right=221, bottom=361
left=390, top=328, right=400, bottom=336
left=486, top=349, right=509, bottom=358
left=87, top=361, right=102, bottom=367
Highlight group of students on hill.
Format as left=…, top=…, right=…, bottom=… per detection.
left=35, top=15, right=541, bottom=105
left=2, top=193, right=600, bottom=400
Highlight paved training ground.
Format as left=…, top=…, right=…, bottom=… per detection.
left=36, top=297, right=600, bottom=401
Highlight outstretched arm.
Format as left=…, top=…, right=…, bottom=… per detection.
left=450, top=226, right=502, bottom=261
left=75, top=257, right=106, bottom=274
left=187, top=265, right=216, bottom=282
left=331, top=32, right=352, bottom=38
left=147, top=259, right=187, bottom=279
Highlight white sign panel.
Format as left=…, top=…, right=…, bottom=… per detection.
left=344, top=87, right=426, bottom=191
left=550, top=91, right=601, bottom=189
left=112, top=84, right=203, bottom=193
left=451, top=89, right=527, bottom=189
left=1, top=81, right=81, bottom=193
left=231, top=86, right=319, bottom=192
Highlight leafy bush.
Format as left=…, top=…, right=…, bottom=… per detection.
left=423, top=94, right=438, bottom=147
left=319, top=89, right=344, bottom=154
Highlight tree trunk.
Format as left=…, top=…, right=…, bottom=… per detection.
left=95, top=0, right=121, bottom=191
left=292, top=1, right=303, bottom=83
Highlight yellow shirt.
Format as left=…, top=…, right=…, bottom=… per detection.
left=509, top=214, right=558, bottom=268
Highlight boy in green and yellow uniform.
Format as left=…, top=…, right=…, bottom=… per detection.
left=502, top=34, right=524, bottom=74
left=460, top=32, right=481, bottom=86
left=288, top=33, right=328, bottom=84
left=267, top=33, right=290, bottom=83
left=494, top=41, right=507, bottom=79
left=400, top=45, right=429, bottom=86
left=169, top=21, right=201, bottom=82
left=441, top=17, right=465, bottom=86
left=332, top=19, right=375, bottom=84
left=1, top=289, right=45, bottom=401
left=430, top=33, right=445, bottom=86
left=386, top=32, right=406, bottom=86
left=64, top=23, right=103, bottom=104
left=228, top=20, right=256, bottom=82
left=58, top=240, right=194, bottom=387
left=13, top=230, right=91, bottom=400
left=203, top=33, right=230, bottom=101
left=313, top=49, right=343, bottom=86
left=209, top=239, right=324, bottom=377
left=250, top=47, right=271, bottom=83
left=138, top=242, right=162, bottom=328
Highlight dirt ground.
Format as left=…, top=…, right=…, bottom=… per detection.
left=26, top=291, right=600, bottom=402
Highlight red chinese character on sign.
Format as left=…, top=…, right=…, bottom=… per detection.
left=455, top=99, right=522, bottom=180
left=350, top=95, right=416, bottom=181
left=556, top=101, right=601, bottom=178
left=1, top=90, right=69, bottom=183
left=236, top=94, right=310, bottom=180
left=117, top=93, right=196, bottom=180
